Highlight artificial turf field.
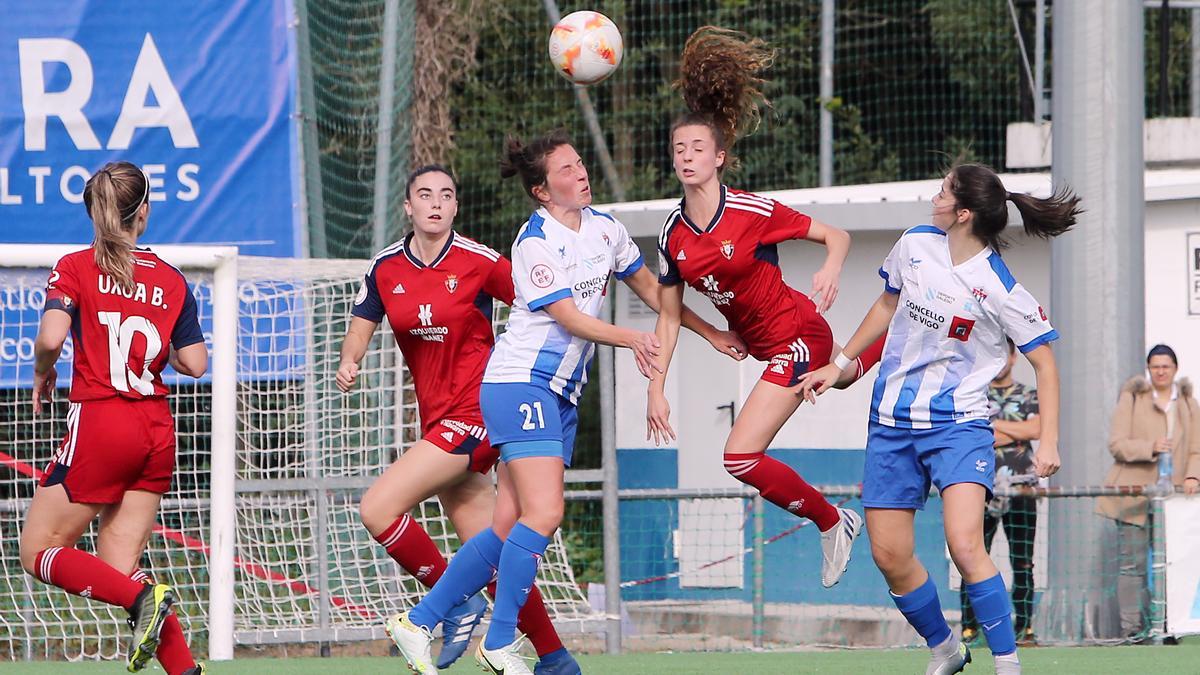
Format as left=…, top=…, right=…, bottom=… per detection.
left=4, top=642, right=1198, bottom=675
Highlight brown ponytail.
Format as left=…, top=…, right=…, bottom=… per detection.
left=83, top=161, right=148, bottom=292
left=672, top=26, right=775, bottom=170
left=1008, top=188, right=1081, bottom=241
left=948, top=162, right=1081, bottom=250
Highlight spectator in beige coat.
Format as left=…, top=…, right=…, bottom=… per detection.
left=1098, top=344, right=1200, bottom=638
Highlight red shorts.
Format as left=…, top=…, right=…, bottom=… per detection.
left=759, top=314, right=835, bottom=388
left=40, top=397, right=176, bottom=504
left=422, top=416, right=498, bottom=474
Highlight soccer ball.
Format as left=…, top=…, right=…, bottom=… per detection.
left=548, top=11, right=624, bottom=85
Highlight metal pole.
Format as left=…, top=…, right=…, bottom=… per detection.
left=1149, top=491, right=1168, bottom=641
left=751, top=495, right=765, bottom=649
left=1034, top=0, right=1047, bottom=121
left=1007, top=0, right=1040, bottom=121
left=294, top=0, right=327, bottom=257
left=599, top=287, right=621, bottom=655
left=315, top=486, right=332, bottom=656
left=541, top=0, right=626, bottom=201
left=1192, top=9, right=1200, bottom=116
left=1161, top=0, right=1171, bottom=117
left=372, top=0, right=400, bottom=252
left=208, top=254, right=239, bottom=661
left=819, top=0, right=834, bottom=187
left=301, top=277, right=332, bottom=656
left=1049, top=0, right=1145, bottom=641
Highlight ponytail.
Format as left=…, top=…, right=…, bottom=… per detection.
left=83, top=162, right=148, bottom=292
left=948, top=162, right=1081, bottom=250
left=1008, top=187, right=1081, bottom=241
left=499, top=130, right=573, bottom=203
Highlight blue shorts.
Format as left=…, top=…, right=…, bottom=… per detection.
left=480, top=382, right=579, bottom=467
left=862, top=419, right=995, bottom=510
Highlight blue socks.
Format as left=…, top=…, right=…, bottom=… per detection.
left=410, top=528, right=504, bottom=631
left=484, top=523, right=550, bottom=650
left=965, top=573, right=1017, bottom=656
left=891, top=575, right=952, bottom=648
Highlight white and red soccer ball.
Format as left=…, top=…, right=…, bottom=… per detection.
left=548, top=11, right=624, bottom=85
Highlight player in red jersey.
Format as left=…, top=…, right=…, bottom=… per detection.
left=336, top=166, right=577, bottom=673
left=19, top=162, right=207, bottom=675
left=645, top=28, right=885, bottom=589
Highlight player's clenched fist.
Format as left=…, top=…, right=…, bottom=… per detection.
left=336, top=361, right=359, bottom=392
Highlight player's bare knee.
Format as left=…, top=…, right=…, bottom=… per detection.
left=869, top=539, right=911, bottom=576
left=523, top=504, right=563, bottom=536
left=946, top=537, right=987, bottom=574
left=356, top=493, right=387, bottom=533
left=18, top=545, right=40, bottom=577
left=358, top=487, right=410, bottom=533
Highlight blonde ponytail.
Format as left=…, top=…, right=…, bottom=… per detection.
left=83, top=162, right=147, bottom=292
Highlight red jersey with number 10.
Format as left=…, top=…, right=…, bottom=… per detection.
left=44, top=248, right=205, bottom=402
left=657, top=186, right=824, bottom=360
left=352, top=232, right=514, bottom=435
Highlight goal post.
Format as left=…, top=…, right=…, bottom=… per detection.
left=0, top=244, right=597, bottom=665
left=0, top=244, right=239, bottom=661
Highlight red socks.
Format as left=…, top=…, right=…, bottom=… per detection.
left=33, top=547, right=143, bottom=609
left=373, top=514, right=448, bottom=587
left=854, top=334, right=887, bottom=378
left=487, top=581, right=564, bottom=657
left=32, top=550, right=197, bottom=675
left=132, top=570, right=196, bottom=675
left=723, top=453, right=839, bottom=531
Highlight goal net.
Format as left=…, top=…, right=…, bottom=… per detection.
left=0, top=246, right=595, bottom=663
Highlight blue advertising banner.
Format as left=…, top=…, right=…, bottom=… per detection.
left=0, top=0, right=301, bottom=257
left=0, top=1, right=304, bottom=388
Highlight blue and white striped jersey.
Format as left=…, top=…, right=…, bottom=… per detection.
left=871, top=225, right=1058, bottom=429
left=483, top=206, right=643, bottom=404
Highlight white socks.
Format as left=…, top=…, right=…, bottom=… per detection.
left=931, top=633, right=960, bottom=660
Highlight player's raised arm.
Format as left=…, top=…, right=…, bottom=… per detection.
left=801, top=219, right=851, bottom=314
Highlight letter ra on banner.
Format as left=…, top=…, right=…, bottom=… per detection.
left=18, top=34, right=198, bottom=151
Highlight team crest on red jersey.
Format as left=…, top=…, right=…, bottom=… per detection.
left=720, top=239, right=735, bottom=260
left=444, top=273, right=458, bottom=294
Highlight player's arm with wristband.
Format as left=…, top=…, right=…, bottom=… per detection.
left=796, top=289, right=899, bottom=402
left=622, top=265, right=746, bottom=361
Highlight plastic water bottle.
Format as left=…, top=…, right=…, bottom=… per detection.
left=1157, top=451, right=1174, bottom=494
